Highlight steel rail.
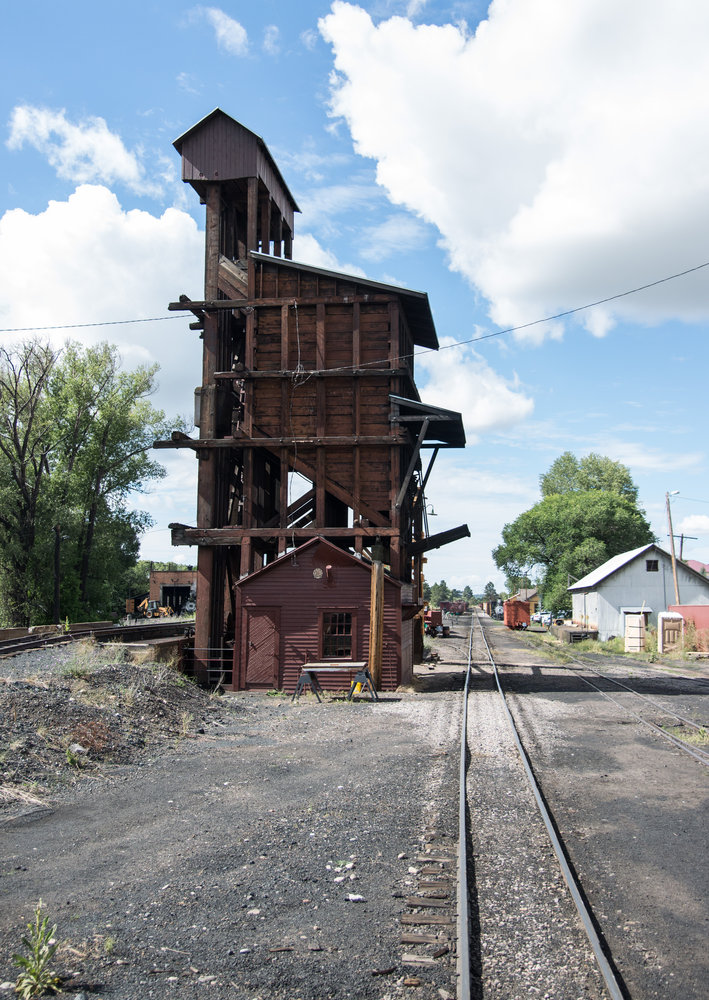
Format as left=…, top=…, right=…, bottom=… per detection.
left=475, top=611, right=626, bottom=1000
left=553, top=650, right=708, bottom=733
left=0, top=621, right=191, bottom=659
left=518, top=639, right=709, bottom=766
left=455, top=616, right=474, bottom=1000
left=554, top=664, right=709, bottom=767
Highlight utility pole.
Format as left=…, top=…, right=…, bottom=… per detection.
left=369, top=539, right=384, bottom=689
left=666, top=491, right=680, bottom=604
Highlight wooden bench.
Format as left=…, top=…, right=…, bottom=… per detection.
left=291, top=661, right=379, bottom=702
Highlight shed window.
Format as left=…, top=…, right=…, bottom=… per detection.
left=646, top=559, right=659, bottom=572
left=322, top=612, right=353, bottom=659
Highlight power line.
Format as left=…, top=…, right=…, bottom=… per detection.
left=444, top=258, right=709, bottom=351
left=1, top=257, right=707, bottom=366
left=0, top=315, right=183, bottom=334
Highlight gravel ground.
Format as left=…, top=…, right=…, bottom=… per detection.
left=0, top=639, right=462, bottom=1000
left=482, top=619, right=709, bottom=1000
left=4, top=621, right=704, bottom=999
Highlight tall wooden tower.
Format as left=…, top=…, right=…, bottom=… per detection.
left=158, top=110, right=468, bottom=686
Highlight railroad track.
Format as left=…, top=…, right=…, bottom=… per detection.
left=458, top=611, right=626, bottom=999
left=531, top=646, right=709, bottom=768
left=458, top=609, right=709, bottom=999
left=0, top=620, right=192, bottom=659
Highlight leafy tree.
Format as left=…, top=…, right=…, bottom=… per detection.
left=0, top=339, right=179, bottom=625
left=0, top=341, right=58, bottom=625
left=422, top=580, right=431, bottom=602
left=483, top=581, right=498, bottom=600
left=493, top=490, right=654, bottom=614
left=540, top=451, right=638, bottom=504
left=462, top=585, right=473, bottom=602
left=429, top=580, right=450, bottom=607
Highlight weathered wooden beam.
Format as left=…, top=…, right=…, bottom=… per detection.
left=168, top=293, right=399, bottom=311
left=213, top=368, right=411, bottom=379
left=154, top=433, right=404, bottom=449
left=168, top=524, right=401, bottom=546
left=408, top=524, right=471, bottom=556
left=396, top=418, right=430, bottom=510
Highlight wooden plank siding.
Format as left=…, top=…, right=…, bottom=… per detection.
left=234, top=539, right=402, bottom=692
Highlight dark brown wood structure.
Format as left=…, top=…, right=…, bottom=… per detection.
left=158, top=109, right=468, bottom=687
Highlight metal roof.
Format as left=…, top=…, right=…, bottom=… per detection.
left=250, top=252, right=439, bottom=350
left=389, top=394, right=466, bottom=448
left=568, top=543, right=659, bottom=590
left=173, top=108, right=300, bottom=213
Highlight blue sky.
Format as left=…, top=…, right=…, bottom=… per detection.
left=2, top=0, right=708, bottom=593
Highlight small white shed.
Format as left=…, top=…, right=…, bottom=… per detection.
left=568, top=543, right=709, bottom=641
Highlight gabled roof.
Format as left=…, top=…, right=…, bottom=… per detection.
left=234, top=536, right=401, bottom=589
left=568, top=543, right=709, bottom=592
left=173, top=108, right=300, bottom=213
left=250, top=252, right=439, bottom=350
left=568, top=544, right=657, bottom=590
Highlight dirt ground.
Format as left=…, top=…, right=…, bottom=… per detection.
left=0, top=638, right=463, bottom=1000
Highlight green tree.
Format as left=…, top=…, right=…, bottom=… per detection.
left=0, top=340, right=179, bottom=625
left=429, top=580, right=450, bottom=607
left=483, top=581, right=498, bottom=601
left=493, top=490, right=654, bottom=614
left=462, top=585, right=473, bottom=602
left=541, top=451, right=638, bottom=504
left=0, top=341, right=58, bottom=625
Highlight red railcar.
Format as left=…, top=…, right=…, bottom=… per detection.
left=503, top=599, right=530, bottom=629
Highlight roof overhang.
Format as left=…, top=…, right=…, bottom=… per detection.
left=390, top=395, right=466, bottom=448
left=250, top=252, right=438, bottom=350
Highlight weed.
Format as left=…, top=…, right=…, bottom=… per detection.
left=663, top=724, right=709, bottom=747
left=65, top=745, right=85, bottom=769
left=178, top=710, right=193, bottom=738
left=103, top=935, right=116, bottom=955
left=12, top=899, right=61, bottom=998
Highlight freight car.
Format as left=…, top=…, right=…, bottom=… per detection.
left=503, top=599, right=530, bottom=630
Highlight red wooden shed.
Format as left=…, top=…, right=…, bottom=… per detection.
left=234, top=537, right=403, bottom=692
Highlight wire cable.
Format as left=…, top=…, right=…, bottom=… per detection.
left=0, top=315, right=183, bottom=334
left=1, top=257, right=707, bottom=374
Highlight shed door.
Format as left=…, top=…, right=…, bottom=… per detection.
left=624, top=613, right=646, bottom=653
left=245, top=608, right=280, bottom=688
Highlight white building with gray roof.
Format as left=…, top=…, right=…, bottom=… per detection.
left=568, top=543, right=709, bottom=641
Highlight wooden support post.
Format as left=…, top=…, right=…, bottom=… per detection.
left=369, top=549, right=385, bottom=690
left=260, top=195, right=271, bottom=255
left=247, top=177, right=258, bottom=254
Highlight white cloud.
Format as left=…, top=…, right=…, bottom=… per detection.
left=417, top=338, right=534, bottom=441
left=201, top=7, right=249, bottom=55
left=320, top=1, right=709, bottom=341
left=598, top=440, right=704, bottom=473
left=0, top=184, right=204, bottom=419
left=677, top=514, right=709, bottom=537
left=422, top=456, right=533, bottom=588
left=301, top=28, right=319, bottom=51
left=359, top=213, right=429, bottom=261
left=7, top=106, right=159, bottom=196
left=177, top=71, right=201, bottom=95
left=263, top=24, right=280, bottom=55
left=292, top=231, right=366, bottom=277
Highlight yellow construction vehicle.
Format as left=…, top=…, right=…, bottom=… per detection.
left=137, top=598, right=174, bottom=618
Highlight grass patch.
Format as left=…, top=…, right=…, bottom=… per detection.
left=662, top=725, right=709, bottom=747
